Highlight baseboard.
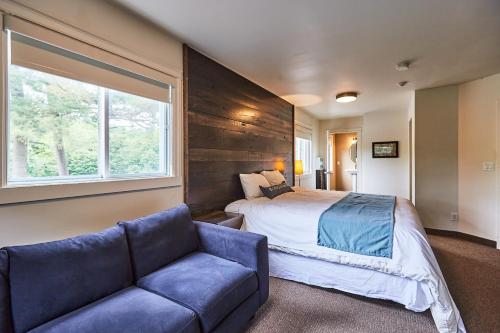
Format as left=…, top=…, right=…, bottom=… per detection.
left=425, top=228, right=497, bottom=248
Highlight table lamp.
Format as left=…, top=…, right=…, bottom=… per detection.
left=295, top=160, right=304, bottom=186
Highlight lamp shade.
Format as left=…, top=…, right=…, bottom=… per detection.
left=295, top=160, right=304, bottom=175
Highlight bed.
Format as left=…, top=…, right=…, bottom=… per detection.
left=225, top=187, right=466, bottom=333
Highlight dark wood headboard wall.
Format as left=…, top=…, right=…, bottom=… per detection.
left=183, top=46, right=295, bottom=216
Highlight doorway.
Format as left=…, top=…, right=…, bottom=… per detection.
left=326, top=129, right=361, bottom=192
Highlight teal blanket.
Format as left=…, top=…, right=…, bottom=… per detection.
left=317, top=192, right=396, bottom=258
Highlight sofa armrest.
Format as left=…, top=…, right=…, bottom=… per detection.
left=194, top=222, right=269, bottom=305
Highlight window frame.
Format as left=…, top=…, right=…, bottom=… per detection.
left=295, top=136, right=313, bottom=175
left=294, top=122, right=313, bottom=176
left=0, top=14, right=183, bottom=205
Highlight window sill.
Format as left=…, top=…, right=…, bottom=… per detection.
left=0, top=176, right=182, bottom=205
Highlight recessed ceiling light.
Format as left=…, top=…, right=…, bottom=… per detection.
left=336, top=92, right=358, bottom=103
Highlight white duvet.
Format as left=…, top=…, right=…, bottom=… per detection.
left=225, top=187, right=466, bottom=333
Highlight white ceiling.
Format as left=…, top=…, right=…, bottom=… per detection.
left=115, top=0, right=500, bottom=119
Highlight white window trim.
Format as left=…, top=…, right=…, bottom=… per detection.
left=0, top=13, right=183, bottom=205
left=295, top=122, right=313, bottom=176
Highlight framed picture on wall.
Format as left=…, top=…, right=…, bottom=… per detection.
left=372, top=141, right=399, bottom=158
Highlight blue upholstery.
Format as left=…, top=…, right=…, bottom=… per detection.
left=5, top=226, right=133, bottom=333
left=0, top=249, right=13, bottom=333
left=195, top=222, right=269, bottom=305
left=1, top=204, right=268, bottom=333
left=120, top=204, right=199, bottom=279
left=28, top=287, right=200, bottom=333
left=138, top=252, right=258, bottom=333
left=211, top=292, right=260, bottom=333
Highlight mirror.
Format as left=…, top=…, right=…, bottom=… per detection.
left=350, top=138, right=358, bottom=165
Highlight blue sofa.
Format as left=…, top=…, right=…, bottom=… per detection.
left=0, top=204, right=269, bottom=333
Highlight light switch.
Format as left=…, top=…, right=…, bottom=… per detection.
left=482, top=162, right=495, bottom=172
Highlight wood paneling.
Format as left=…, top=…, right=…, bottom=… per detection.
left=184, top=46, right=294, bottom=215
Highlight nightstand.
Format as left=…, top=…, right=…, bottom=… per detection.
left=194, top=211, right=243, bottom=229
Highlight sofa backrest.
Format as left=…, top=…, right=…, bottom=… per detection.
left=0, top=250, right=13, bottom=333
left=120, top=204, right=199, bottom=279
left=5, top=225, right=133, bottom=333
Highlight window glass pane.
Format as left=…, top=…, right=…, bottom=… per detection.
left=109, top=90, right=167, bottom=175
left=295, top=137, right=312, bottom=174
left=8, top=65, right=99, bottom=182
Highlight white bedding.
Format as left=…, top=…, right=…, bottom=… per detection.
left=268, top=249, right=435, bottom=312
left=225, top=187, right=466, bottom=333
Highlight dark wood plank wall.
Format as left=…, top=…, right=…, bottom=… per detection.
left=184, top=46, right=294, bottom=216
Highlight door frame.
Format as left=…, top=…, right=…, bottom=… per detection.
left=409, top=118, right=413, bottom=203
left=326, top=128, right=362, bottom=192
left=496, top=99, right=500, bottom=249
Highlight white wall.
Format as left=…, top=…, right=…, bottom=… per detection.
left=408, top=91, right=416, bottom=204
left=362, top=110, right=409, bottom=198
left=458, top=73, right=500, bottom=242
left=413, top=75, right=500, bottom=243
left=0, top=0, right=184, bottom=246
left=295, top=107, right=320, bottom=189
left=319, top=111, right=409, bottom=199
left=414, top=85, right=459, bottom=231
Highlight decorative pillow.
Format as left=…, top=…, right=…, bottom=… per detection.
left=260, top=182, right=294, bottom=199
left=260, top=170, right=287, bottom=186
left=240, top=173, right=271, bottom=200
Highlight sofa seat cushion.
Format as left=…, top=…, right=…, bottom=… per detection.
left=138, top=252, right=258, bottom=333
left=28, top=287, right=199, bottom=333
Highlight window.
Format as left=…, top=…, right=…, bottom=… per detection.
left=4, top=18, right=174, bottom=186
left=295, top=124, right=313, bottom=175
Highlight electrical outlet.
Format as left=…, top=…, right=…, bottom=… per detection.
left=482, top=161, right=495, bottom=172
left=450, top=212, right=458, bottom=223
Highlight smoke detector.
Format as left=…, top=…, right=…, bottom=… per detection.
left=395, top=61, right=410, bottom=72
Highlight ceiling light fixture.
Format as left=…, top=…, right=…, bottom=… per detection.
left=336, top=92, right=358, bottom=103
left=395, top=61, right=410, bottom=72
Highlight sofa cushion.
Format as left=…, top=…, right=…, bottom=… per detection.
left=28, top=287, right=199, bottom=333
left=138, top=252, right=258, bottom=333
left=120, top=204, right=199, bottom=279
left=6, top=225, right=133, bottom=333
left=0, top=250, right=13, bottom=333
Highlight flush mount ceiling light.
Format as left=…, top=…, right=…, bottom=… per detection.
left=336, top=92, right=358, bottom=103
left=395, top=61, right=410, bottom=72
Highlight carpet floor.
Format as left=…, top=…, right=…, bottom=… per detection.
left=245, top=235, right=500, bottom=333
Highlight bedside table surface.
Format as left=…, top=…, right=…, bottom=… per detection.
left=195, top=211, right=242, bottom=224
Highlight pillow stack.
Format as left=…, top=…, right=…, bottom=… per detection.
left=240, top=170, right=293, bottom=200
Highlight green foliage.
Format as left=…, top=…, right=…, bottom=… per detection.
left=8, top=65, right=165, bottom=180
left=110, top=128, right=160, bottom=175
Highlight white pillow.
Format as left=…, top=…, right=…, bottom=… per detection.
left=261, top=170, right=286, bottom=186
left=239, top=173, right=271, bottom=200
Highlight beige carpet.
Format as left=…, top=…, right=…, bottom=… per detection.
left=245, top=235, right=500, bottom=333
